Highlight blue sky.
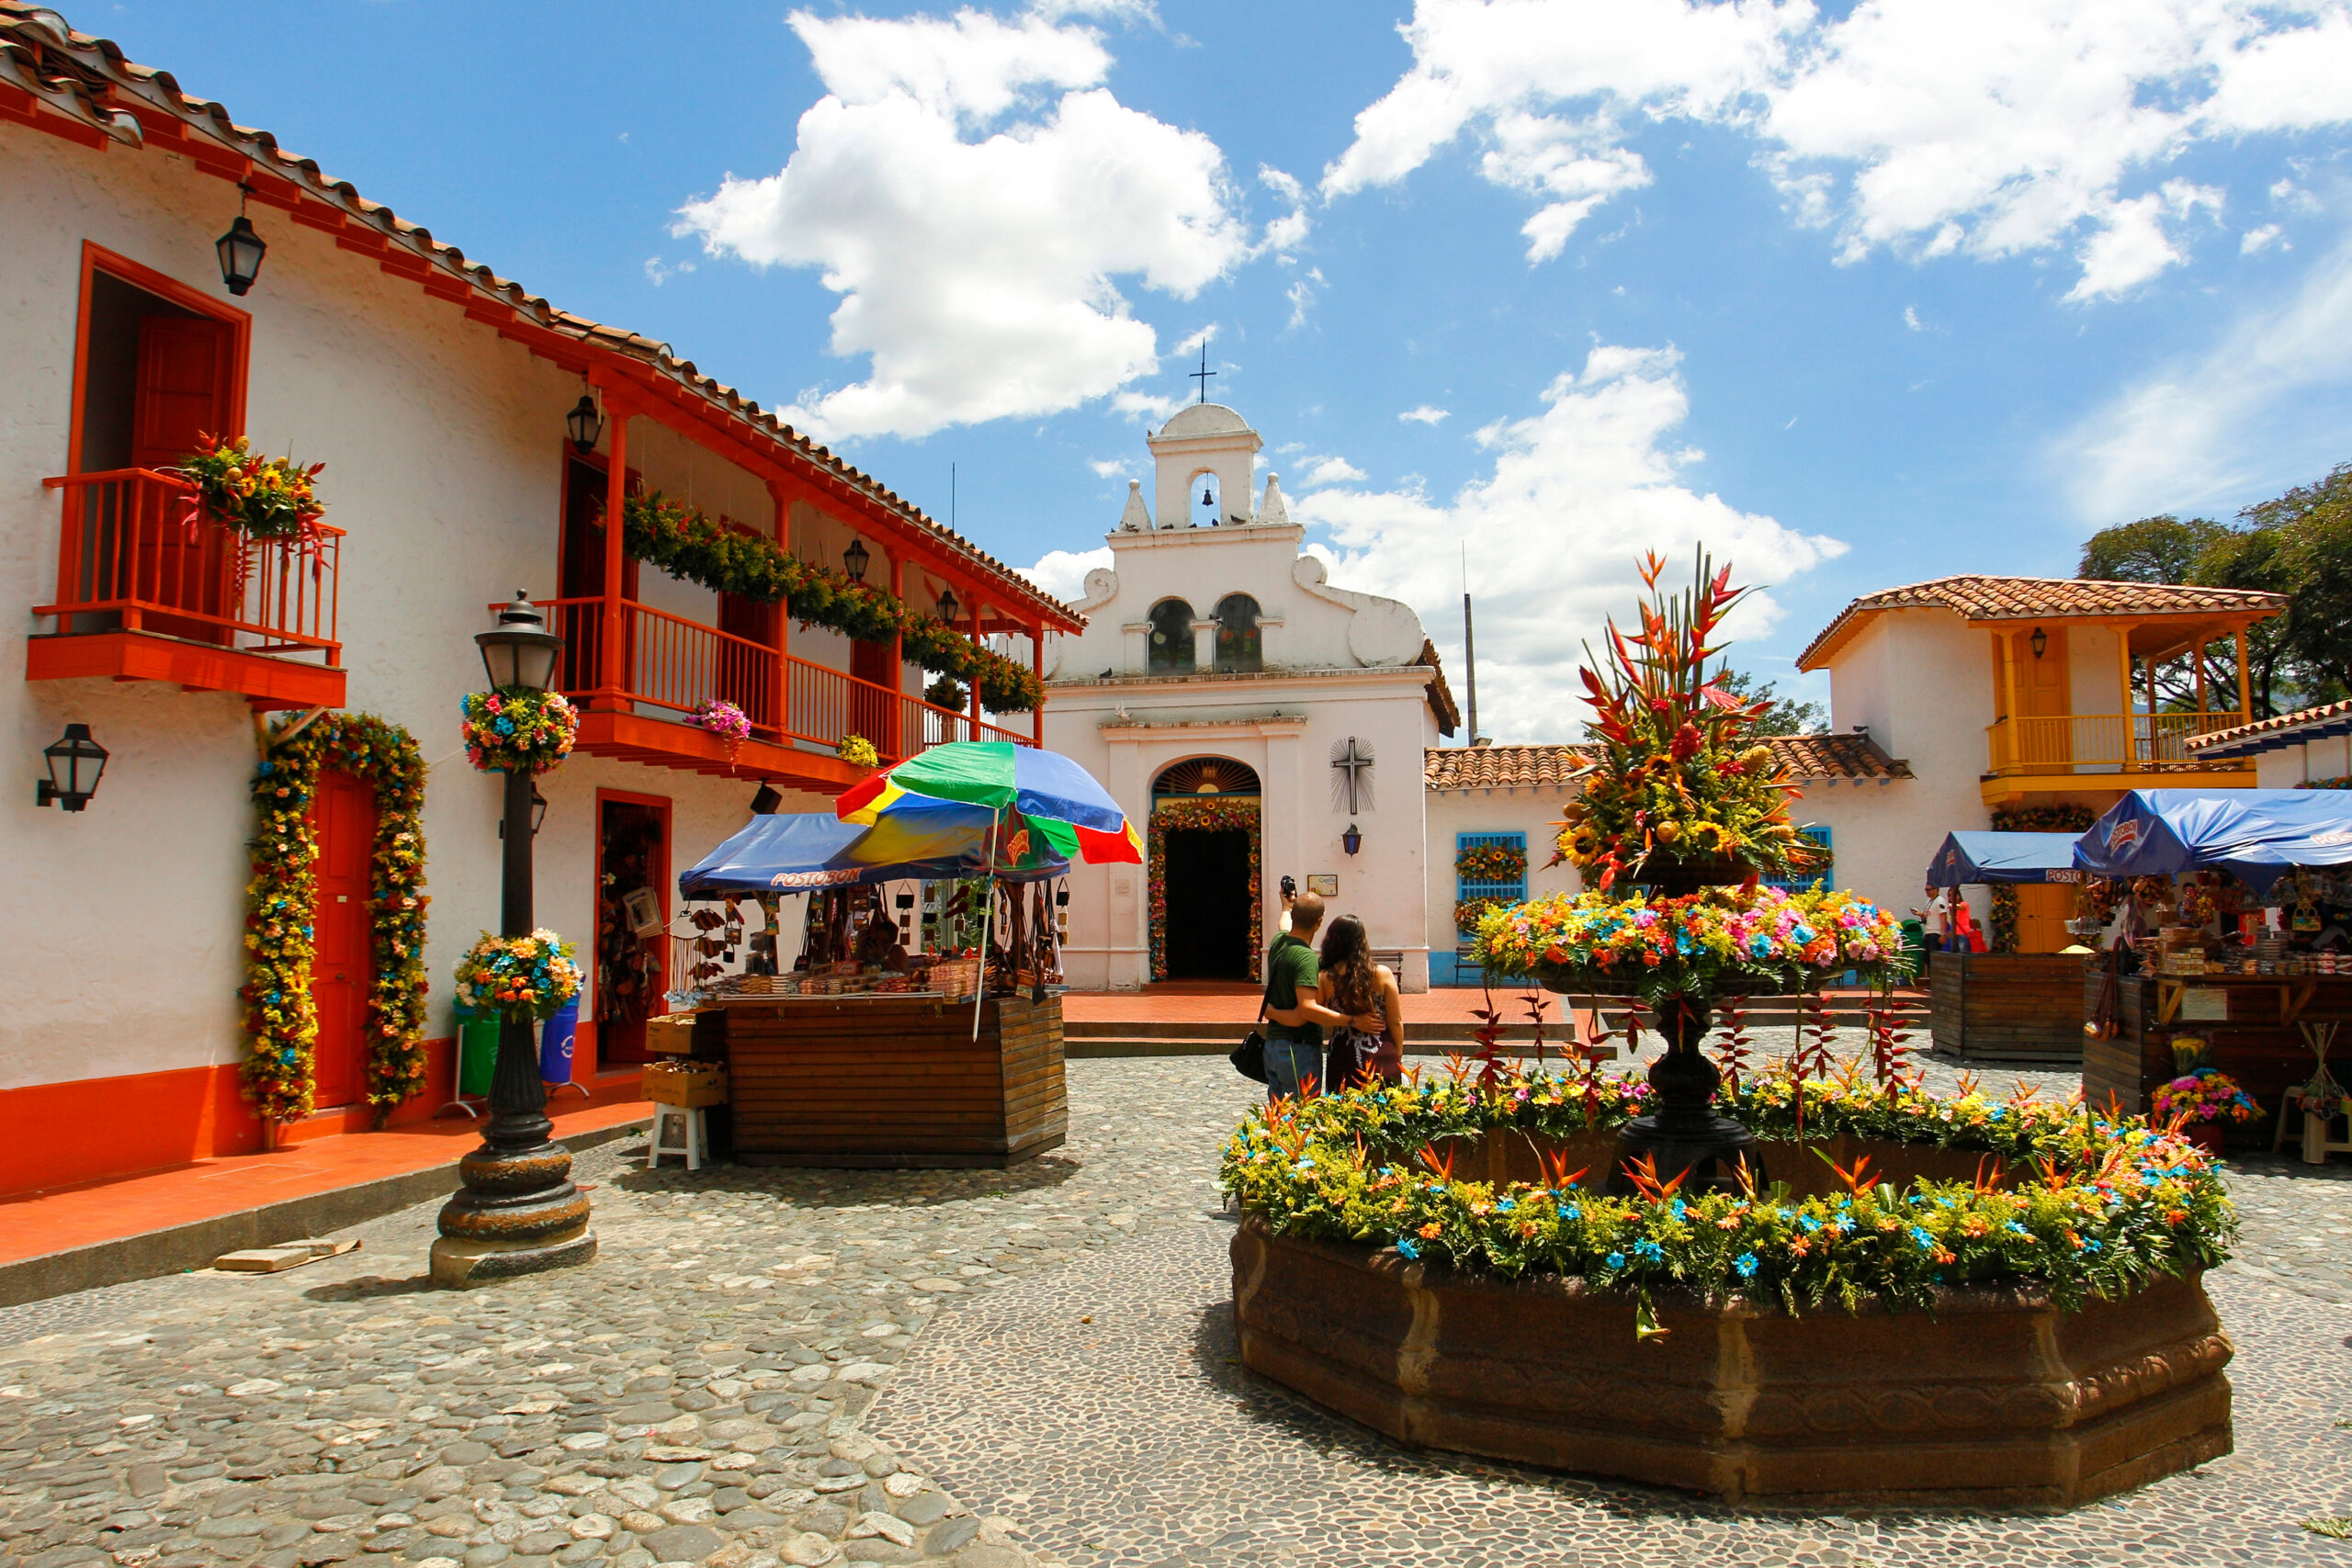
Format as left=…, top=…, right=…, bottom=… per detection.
left=88, top=0, right=2352, bottom=738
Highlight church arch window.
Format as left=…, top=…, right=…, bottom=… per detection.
left=1192, top=470, right=1221, bottom=529
left=1213, top=593, right=1262, bottom=672
left=1148, top=598, right=1195, bottom=672
left=1153, top=756, right=1261, bottom=799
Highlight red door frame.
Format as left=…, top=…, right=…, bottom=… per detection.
left=68, top=242, right=250, bottom=475
left=590, top=787, right=672, bottom=1073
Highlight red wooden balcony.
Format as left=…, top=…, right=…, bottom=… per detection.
left=530, top=596, right=1031, bottom=789
left=29, top=468, right=345, bottom=710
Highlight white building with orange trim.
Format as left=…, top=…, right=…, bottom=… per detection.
left=0, top=6, right=1079, bottom=1195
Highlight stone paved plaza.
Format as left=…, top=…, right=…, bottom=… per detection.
left=5, top=1043, right=2351, bottom=1568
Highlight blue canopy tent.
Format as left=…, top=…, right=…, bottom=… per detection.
left=1926, top=831, right=2087, bottom=886
left=2071, top=789, right=2352, bottom=893
left=679, top=806, right=1069, bottom=898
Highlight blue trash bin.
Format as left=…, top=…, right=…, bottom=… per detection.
left=540, top=997, right=580, bottom=1085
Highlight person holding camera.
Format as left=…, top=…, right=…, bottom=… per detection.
left=1259, top=881, right=1348, bottom=1100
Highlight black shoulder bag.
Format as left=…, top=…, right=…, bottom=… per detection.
left=1231, top=964, right=1276, bottom=1083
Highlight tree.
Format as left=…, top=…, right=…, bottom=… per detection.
left=2077, top=514, right=2226, bottom=583
left=2244, top=464, right=2352, bottom=699
left=2191, top=525, right=2293, bottom=716
left=1712, top=668, right=1825, bottom=737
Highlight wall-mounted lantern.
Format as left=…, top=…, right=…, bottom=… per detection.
left=497, top=785, right=549, bottom=840
left=37, top=723, right=107, bottom=812
left=215, top=186, right=267, bottom=297
left=1341, top=822, right=1362, bottom=857
left=843, top=537, right=871, bottom=583
left=2030, top=626, right=2049, bottom=660
left=749, top=780, right=783, bottom=816
left=935, top=587, right=960, bottom=625
left=565, top=393, right=604, bottom=456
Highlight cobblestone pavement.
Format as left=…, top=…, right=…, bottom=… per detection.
left=6, top=1048, right=2351, bottom=1568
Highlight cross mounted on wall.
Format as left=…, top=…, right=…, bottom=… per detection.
left=1330, top=736, right=1374, bottom=815
left=1190, top=344, right=1216, bottom=404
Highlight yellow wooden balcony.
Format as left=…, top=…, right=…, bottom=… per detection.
left=1984, top=711, right=2255, bottom=781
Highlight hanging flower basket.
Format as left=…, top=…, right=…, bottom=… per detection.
left=460, top=689, right=578, bottom=775
left=692, top=700, right=751, bottom=763
left=175, top=433, right=326, bottom=544
left=838, top=733, right=879, bottom=768
left=454, top=929, right=583, bottom=1021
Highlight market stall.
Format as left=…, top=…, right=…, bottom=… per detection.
left=1925, top=830, right=2093, bottom=1063
left=668, top=802, right=1076, bottom=1168
left=2073, top=790, right=2352, bottom=1156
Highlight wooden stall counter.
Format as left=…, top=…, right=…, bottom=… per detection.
left=2085, top=971, right=2352, bottom=1143
left=705, top=992, right=1069, bottom=1169
left=1928, top=951, right=2089, bottom=1064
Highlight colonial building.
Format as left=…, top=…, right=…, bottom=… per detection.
left=0, top=5, right=1076, bottom=1193
left=1042, top=401, right=1458, bottom=991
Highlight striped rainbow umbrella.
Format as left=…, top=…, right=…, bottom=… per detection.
left=835, top=741, right=1142, bottom=864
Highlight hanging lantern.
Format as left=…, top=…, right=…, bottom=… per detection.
left=2030, top=626, right=2049, bottom=660
left=37, top=723, right=108, bottom=812
left=476, top=592, right=565, bottom=693
left=843, top=537, right=871, bottom=582
left=215, top=186, right=266, bottom=297
left=565, top=393, right=604, bottom=455
left=936, top=586, right=960, bottom=625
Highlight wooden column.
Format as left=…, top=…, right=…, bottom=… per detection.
left=2116, top=623, right=2138, bottom=767
left=885, top=549, right=904, bottom=760
left=2236, top=626, right=2253, bottom=718
left=1997, top=629, right=2021, bottom=773
left=766, top=479, right=792, bottom=737
left=598, top=399, right=630, bottom=709
left=969, top=600, right=985, bottom=739
left=1031, top=622, right=1045, bottom=746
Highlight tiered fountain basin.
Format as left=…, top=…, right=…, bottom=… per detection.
left=1229, top=1123, right=2233, bottom=1506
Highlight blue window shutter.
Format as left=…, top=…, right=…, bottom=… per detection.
left=1454, top=830, right=1529, bottom=934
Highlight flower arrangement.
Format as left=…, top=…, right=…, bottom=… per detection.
left=1454, top=896, right=1512, bottom=935
left=1150, top=795, right=1262, bottom=981
left=1556, top=553, right=1815, bottom=890
left=239, top=713, right=430, bottom=1125
left=2152, top=1068, right=2261, bottom=1125
left=1223, top=1064, right=2237, bottom=1315
left=837, top=733, right=879, bottom=767
left=460, top=689, right=578, bottom=775
left=1456, top=842, right=1528, bottom=884
left=175, top=433, right=326, bottom=543
left=454, top=929, right=583, bottom=1021
left=691, top=699, right=752, bottom=741
left=1469, top=885, right=1908, bottom=1005
left=621, top=492, right=1046, bottom=711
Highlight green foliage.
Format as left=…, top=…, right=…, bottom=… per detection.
left=1711, top=667, right=1825, bottom=737
left=621, top=492, right=1045, bottom=713
left=2076, top=514, right=2227, bottom=583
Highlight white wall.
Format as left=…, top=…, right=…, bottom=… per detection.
left=1421, top=784, right=1581, bottom=952
left=0, top=123, right=854, bottom=1096
left=2256, top=734, right=2352, bottom=788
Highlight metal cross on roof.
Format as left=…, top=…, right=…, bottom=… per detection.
left=1330, top=735, right=1374, bottom=814
left=1190, top=344, right=1216, bottom=404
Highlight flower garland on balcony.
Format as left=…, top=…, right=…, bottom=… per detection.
left=1148, top=797, right=1262, bottom=982
left=1222, top=1063, right=2236, bottom=1314
left=1986, top=805, right=2095, bottom=952
left=176, top=434, right=326, bottom=544
left=239, top=713, right=430, bottom=1126
left=620, top=492, right=1045, bottom=712
left=460, top=690, right=579, bottom=775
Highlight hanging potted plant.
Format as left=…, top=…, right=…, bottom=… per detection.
left=691, top=699, right=752, bottom=766
left=174, top=433, right=328, bottom=599
left=460, top=689, right=579, bottom=775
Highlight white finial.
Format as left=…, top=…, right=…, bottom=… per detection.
left=1255, top=471, right=1289, bottom=526
left=1117, top=478, right=1150, bottom=532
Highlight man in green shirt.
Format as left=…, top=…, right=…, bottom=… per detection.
left=1262, top=891, right=1330, bottom=1100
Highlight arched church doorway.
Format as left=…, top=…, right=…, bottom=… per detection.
left=1148, top=758, right=1262, bottom=981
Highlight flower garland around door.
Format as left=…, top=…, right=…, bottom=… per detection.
left=1986, top=805, right=2094, bottom=953
left=240, top=712, right=431, bottom=1125
left=1148, top=796, right=1263, bottom=983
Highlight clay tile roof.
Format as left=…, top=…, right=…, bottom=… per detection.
left=1414, top=640, right=1461, bottom=737
left=1423, top=733, right=1911, bottom=790
left=0, top=3, right=1077, bottom=630
left=2184, top=698, right=2352, bottom=759
left=1797, top=576, right=2285, bottom=671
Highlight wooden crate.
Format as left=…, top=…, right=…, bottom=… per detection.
left=719, top=993, right=1068, bottom=1169
left=642, top=1059, right=729, bottom=1108
left=1928, top=952, right=2088, bottom=1063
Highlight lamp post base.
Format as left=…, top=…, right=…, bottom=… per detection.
left=429, top=1228, right=597, bottom=1289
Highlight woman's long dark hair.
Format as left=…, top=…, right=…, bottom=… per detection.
left=1319, top=915, right=1380, bottom=1017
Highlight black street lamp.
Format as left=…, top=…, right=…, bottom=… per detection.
left=215, top=186, right=266, bottom=297
left=842, top=537, right=871, bottom=582
left=36, top=723, right=107, bottom=812
left=566, top=394, right=604, bottom=456
left=430, top=596, right=595, bottom=1288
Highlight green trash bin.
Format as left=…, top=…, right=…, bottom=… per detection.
left=455, top=1007, right=505, bottom=1098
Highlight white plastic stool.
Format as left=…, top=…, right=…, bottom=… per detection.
left=649, top=1105, right=709, bottom=1171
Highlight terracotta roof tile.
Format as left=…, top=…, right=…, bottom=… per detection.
left=2185, top=698, right=2352, bottom=758
left=0, top=3, right=1077, bottom=630
left=1797, top=576, right=2284, bottom=671
left=1422, top=733, right=1911, bottom=790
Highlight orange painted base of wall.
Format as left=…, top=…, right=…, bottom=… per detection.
left=0, top=1021, right=605, bottom=1200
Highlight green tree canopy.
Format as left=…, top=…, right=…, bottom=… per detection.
left=1713, top=668, right=1825, bottom=737
left=2076, top=515, right=2226, bottom=582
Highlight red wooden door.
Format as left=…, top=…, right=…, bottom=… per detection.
left=850, top=637, right=897, bottom=756
left=131, top=316, right=233, bottom=640
left=718, top=589, right=778, bottom=730
left=558, top=457, right=639, bottom=694
left=308, top=772, right=377, bottom=1110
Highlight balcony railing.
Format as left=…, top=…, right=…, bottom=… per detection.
left=530, top=596, right=1031, bottom=765
left=1985, top=711, right=2254, bottom=777
left=36, top=468, right=342, bottom=662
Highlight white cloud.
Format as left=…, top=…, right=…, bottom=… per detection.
left=643, top=255, right=695, bottom=287
left=1088, top=457, right=1130, bottom=478
left=674, top=9, right=1250, bottom=440
left=1112, top=389, right=1182, bottom=422
left=2243, top=223, right=2285, bottom=254
left=1306, top=455, right=1367, bottom=484
left=1259, top=165, right=1306, bottom=205
left=1293, top=343, right=1844, bottom=742
left=1285, top=267, right=1324, bottom=329
left=1399, top=404, right=1451, bottom=423
left=2061, top=229, right=2352, bottom=521
left=1902, top=305, right=1921, bottom=331
left=1020, top=545, right=1114, bottom=603
left=1328, top=0, right=2352, bottom=299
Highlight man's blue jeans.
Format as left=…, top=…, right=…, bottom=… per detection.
left=1264, top=1037, right=1322, bottom=1102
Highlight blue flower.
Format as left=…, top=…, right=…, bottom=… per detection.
left=1605, top=1250, right=1625, bottom=1269
left=1909, top=1226, right=1938, bottom=1251
left=2004, top=1220, right=2030, bottom=1236
left=1748, top=933, right=1772, bottom=958
left=1669, top=1199, right=1687, bottom=1221
left=1561, top=1203, right=1581, bottom=1221
left=1734, top=1252, right=1758, bottom=1278
left=1495, top=1196, right=1516, bottom=1212
left=1396, top=1237, right=1419, bottom=1260
left=258, top=761, right=277, bottom=776
left=1634, top=1238, right=1664, bottom=1262
left=2080, top=1237, right=2103, bottom=1253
